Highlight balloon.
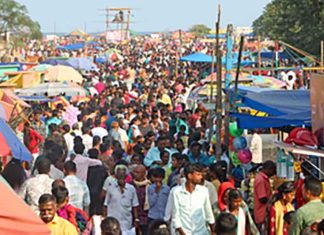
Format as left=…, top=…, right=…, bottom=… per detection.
left=285, top=127, right=318, bottom=148
left=211, top=135, right=216, bottom=145
left=229, top=122, right=243, bottom=137
left=233, top=136, right=247, bottom=151
left=238, top=149, right=252, bottom=164
left=230, top=151, right=241, bottom=166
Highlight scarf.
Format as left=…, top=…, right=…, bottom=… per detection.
left=133, top=179, right=151, bottom=211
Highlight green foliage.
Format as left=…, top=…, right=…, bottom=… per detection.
left=253, top=0, right=324, bottom=56
left=0, top=0, right=42, bottom=40
left=189, top=24, right=211, bottom=37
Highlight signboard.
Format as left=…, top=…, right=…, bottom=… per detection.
left=310, top=73, right=324, bottom=133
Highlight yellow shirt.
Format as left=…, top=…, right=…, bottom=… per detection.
left=47, top=215, right=78, bottom=235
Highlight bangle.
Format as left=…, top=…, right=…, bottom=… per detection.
left=135, top=218, right=140, bottom=222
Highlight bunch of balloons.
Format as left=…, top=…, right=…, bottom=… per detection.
left=229, top=122, right=252, bottom=166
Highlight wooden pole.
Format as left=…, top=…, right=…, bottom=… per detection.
left=223, top=24, right=234, bottom=158
left=210, top=44, right=215, bottom=102
left=258, top=35, right=261, bottom=74
left=233, top=35, right=245, bottom=107
left=215, top=4, right=222, bottom=160
left=321, top=40, right=324, bottom=67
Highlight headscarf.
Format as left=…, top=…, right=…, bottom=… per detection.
left=218, top=182, right=235, bottom=212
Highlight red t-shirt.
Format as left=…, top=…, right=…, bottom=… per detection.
left=27, top=129, right=44, bottom=154
left=254, top=171, right=272, bottom=224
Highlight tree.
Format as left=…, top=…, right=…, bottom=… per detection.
left=189, top=24, right=211, bottom=37
left=253, top=0, right=324, bottom=56
left=0, top=0, right=42, bottom=40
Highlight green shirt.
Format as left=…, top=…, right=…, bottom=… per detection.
left=289, top=199, right=324, bottom=235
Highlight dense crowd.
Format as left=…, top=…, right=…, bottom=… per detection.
left=1, top=37, right=324, bottom=235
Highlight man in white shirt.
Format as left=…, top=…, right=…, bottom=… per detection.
left=170, top=163, right=215, bottom=235
left=63, top=124, right=75, bottom=153
left=81, top=126, right=93, bottom=150
left=250, top=131, right=262, bottom=164
left=91, top=119, right=108, bottom=141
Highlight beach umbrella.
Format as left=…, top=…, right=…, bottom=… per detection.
left=16, top=82, right=87, bottom=97
left=0, top=179, right=51, bottom=235
left=0, top=118, right=32, bottom=162
left=67, top=58, right=98, bottom=71
left=44, top=65, right=83, bottom=84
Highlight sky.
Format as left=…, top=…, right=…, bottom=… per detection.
left=16, top=0, right=271, bottom=33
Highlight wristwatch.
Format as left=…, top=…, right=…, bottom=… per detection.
left=134, top=218, right=140, bottom=222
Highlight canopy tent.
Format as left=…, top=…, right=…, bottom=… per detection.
left=16, top=82, right=87, bottom=97
left=230, top=89, right=311, bottom=129
left=0, top=180, right=50, bottom=235
left=44, top=65, right=83, bottom=84
left=69, top=29, right=88, bottom=37
left=0, top=118, right=32, bottom=162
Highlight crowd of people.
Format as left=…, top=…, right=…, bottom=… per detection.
left=1, top=36, right=324, bottom=235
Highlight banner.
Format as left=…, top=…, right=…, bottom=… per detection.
left=106, top=30, right=129, bottom=42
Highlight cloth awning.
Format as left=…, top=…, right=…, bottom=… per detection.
left=230, top=89, right=311, bottom=129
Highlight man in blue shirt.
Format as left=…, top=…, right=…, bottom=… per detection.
left=144, top=136, right=170, bottom=167
left=148, top=168, right=170, bottom=221
left=188, top=142, right=210, bottom=166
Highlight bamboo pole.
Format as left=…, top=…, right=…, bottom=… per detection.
left=215, top=4, right=222, bottom=160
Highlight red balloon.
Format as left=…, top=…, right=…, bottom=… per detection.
left=285, top=127, right=318, bottom=147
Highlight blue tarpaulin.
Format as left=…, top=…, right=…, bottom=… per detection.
left=230, top=89, right=311, bottom=129
left=0, top=118, right=32, bottom=162
left=41, top=59, right=71, bottom=66
left=66, top=58, right=97, bottom=71
left=57, top=43, right=85, bottom=51
left=180, top=52, right=216, bottom=63
left=253, top=51, right=290, bottom=60
left=180, top=52, right=254, bottom=66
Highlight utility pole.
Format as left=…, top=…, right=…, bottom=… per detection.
left=215, top=4, right=223, bottom=160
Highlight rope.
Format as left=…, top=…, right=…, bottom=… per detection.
left=279, top=41, right=320, bottom=65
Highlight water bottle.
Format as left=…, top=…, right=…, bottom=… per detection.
left=276, top=150, right=287, bottom=178
left=287, top=153, right=294, bottom=180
